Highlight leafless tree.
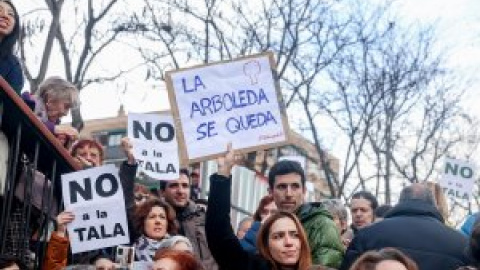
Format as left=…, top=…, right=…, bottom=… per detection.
left=123, top=0, right=342, bottom=81
left=315, top=2, right=471, bottom=203
left=123, top=0, right=354, bottom=196
left=19, top=0, right=134, bottom=130
left=125, top=0, right=474, bottom=202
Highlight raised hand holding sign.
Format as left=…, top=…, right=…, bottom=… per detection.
left=166, top=52, right=290, bottom=164
left=61, top=164, right=130, bottom=253
left=217, top=143, right=236, bottom=178
left=127, top=113, right=180, bottom=180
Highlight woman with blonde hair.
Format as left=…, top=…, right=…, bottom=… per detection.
left=349, top=248, right=418, bottom=270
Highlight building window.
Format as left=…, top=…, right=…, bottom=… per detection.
left=108, top=133, right=123, bottom=147
left=92, top=130, right=126, bottom=148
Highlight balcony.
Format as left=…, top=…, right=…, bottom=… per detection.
left=0, top=76, right=80, bottom=269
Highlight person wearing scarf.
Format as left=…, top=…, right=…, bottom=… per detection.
left=132, top=199, right=179, bottom=262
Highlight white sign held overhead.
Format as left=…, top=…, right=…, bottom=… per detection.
left=128, top=113, right=180, bottom=180
left=439, top=158, right=475, bottom=201
left=166, top=52, right=290, bottom=163
left=61, top=165, right=130, bottom=254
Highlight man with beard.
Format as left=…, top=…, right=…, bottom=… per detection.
left=349, top=191, right=378, bottom=233
left=160, top=169, right=218, bottom=270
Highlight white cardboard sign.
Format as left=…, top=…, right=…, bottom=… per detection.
left=61, top=165, right=130, bottom=253
left=166, top=52, right=290, bottom=163
left=127, top=113, right=180, bottom=180
left=439, top=158, right=475, bottom=200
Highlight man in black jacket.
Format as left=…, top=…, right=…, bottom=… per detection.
left=340, top=183, right=471, bottom=270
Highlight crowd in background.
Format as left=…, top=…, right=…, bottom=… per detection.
left=2, top=0, right=480, bottom=269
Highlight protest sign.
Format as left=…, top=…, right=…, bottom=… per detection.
left=128, top=113, right=180, bottom=180
left=439, top=158, right=475, bottom=200
left=166, top=52, right=290, bottom=163
left=62, top=165, right=130, bottom=253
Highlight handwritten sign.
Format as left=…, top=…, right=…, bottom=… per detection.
left=166, top=52, right=290, bottom=162
left=128, top=113, right=180, bottom=180
left=439, top=158, right=475, bottom=200
left=62, top=165, right=130, bottom=253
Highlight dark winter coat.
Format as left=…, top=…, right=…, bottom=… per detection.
left=340, top=199, right=471, bottom=270
left=0, top=54, right=24, bottom=94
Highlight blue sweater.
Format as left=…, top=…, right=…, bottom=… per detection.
left=460, top=213, right=478, bottom=236
left=0, top=54, right=24, bottom=95
left=239, top=221, right=261, bottom=253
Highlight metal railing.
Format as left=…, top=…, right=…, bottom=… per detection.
left=0, top=76, right=80, bottom=269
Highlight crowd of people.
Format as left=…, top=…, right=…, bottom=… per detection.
left=2, top=0, right=480, bottom=269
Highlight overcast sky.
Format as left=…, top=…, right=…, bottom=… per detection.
left=14, top=0, right=480, bottom=120
left=12, top=0, right=480, bottom=217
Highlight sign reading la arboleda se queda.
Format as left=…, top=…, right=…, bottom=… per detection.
left=165, top=52, right=290, bottom=163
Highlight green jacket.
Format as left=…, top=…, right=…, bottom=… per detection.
left=296, top=202, right=344, bottom=268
